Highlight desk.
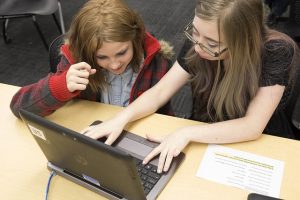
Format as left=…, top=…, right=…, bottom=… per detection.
left=1, top=83, right=300, bottom=200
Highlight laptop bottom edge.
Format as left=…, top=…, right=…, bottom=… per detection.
left=47, top=162, right=127, bottom=200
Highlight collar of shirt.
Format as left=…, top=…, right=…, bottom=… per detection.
left=101, top=65, right=138, bottom=106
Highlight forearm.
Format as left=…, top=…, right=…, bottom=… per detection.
left=115, top=62, right=190, bottom=125
left=115, top=85, right=168, bottom=124
left=10, top=75, right=67, bottom=118
left=185, top=85, right=285, bottom=144
left=184, top=117, right=263, bottom=144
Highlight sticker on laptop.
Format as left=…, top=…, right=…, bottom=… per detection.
left=28, top=124, right=46, bottom=141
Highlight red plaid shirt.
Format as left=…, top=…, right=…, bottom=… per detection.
left=10, top=32, right=173, bottom=117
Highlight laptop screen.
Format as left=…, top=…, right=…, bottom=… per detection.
left=19, top=109, right=185, bottom=200
left=19, top=109, right=147, bottom=200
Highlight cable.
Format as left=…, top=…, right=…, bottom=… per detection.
left=45, top=171, right=56, bottom=200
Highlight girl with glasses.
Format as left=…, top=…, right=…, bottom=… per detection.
left=83, top=0, right=299, bottom=173
left=10, top=0, right=174, bottom=118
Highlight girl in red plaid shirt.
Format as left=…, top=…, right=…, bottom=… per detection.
left=10, top=0, right=174, bottom=118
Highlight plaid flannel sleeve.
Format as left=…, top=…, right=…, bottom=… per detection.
left=10, top=56, right=77, bottom=118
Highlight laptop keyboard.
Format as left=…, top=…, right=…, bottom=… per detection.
left=134, top=159, right=162, bottom=195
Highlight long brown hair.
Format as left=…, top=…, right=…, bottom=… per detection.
left=66, top=0, right=145, bottom=92
left=187, top=0, right=297, bottom=122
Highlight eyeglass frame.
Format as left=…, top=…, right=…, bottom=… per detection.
left=183, top=21, right=228, bottom=57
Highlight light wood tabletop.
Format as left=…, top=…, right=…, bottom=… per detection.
left=1, top=83, right=300, bottom=200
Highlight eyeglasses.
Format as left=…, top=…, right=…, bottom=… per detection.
left=183, top=21, right=228, bottom=57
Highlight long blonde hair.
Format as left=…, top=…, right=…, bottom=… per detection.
left=66, top=0, right=145, bottom=92
left=187, top=0, right=296, bottom=122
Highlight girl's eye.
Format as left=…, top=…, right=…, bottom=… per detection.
left=116, top=49, right=127, bottom=57
left=207, top=42, right=218, bottom=49
left=97, top=56, right=107, bottom=60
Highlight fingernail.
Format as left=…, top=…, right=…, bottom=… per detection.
left=157, top=169, right=161, bottom=174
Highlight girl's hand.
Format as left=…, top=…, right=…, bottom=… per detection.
left=81, top=118, right=126, bottom=145
left=143, top=129, right=190, bottom=173
left=66, top=62, right=96, bottom=92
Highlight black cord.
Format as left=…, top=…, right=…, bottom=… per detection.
left=45, top=171, right=56, bottom=200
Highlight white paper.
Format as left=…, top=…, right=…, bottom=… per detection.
left=197, top=145, right=284, bottom=198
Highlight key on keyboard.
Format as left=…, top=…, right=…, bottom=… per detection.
left=134, top=159, right=162, bottom=195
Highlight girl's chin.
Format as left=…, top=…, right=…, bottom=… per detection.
left=198, top=53, right=221, bottom=61
left=110, top=66, right=126, bottom=75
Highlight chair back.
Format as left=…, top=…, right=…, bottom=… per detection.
left=292, top=92, right=300, bottom=130
left=0, top=0, right=64, bottom=50
left=289, top=0, right=300, bottom=25
left=49, top=34, right=65, bottom=73
left=286, top=62, right=300, bottom=137
left=0, top=0, right=58, bottom=16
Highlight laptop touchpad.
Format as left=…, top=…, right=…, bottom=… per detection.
left=116, top=137, right=153, bottom=157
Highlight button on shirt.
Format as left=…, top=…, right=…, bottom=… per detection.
left=100, top=66, right=138, bottom=107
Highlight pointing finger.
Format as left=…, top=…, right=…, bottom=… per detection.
left=80, top=126, right=93, bottom=134
left=72, top=62, right=92, bottom=71
left=105, top=133, right=118, bottom=146
left=157, top=149, right=167, bottom=173
left=163, top=152, right=174, bottom=172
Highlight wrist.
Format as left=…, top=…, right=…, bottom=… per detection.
left=180, top=126, right=197, bottom=143
left=114, top=111, right=131, bottom=127
left=49, top=71, right=79, bottom=101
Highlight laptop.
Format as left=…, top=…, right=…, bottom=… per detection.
left=19, top=109, right=185, bottom=200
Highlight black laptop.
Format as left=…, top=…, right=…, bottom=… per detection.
left=19, top=109, right=185, bottom=200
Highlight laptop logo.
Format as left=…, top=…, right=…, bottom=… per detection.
left=28, top=124, right=46, bottom=141
left=73, top=154, right=88, bottom=166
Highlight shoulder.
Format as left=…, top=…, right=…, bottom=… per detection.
left=143, top=32, right=174, bottom=59
left=158, top=39, right=174, bottom=60
left=176, top=39, right=193, bottom=73
left=261, top=38, right=298, bottom=87
left=263, top=39, right=294, bottom=58
left=262, top=38, right=296, bottom=73
left=145, top=39, right=174, bottom=70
